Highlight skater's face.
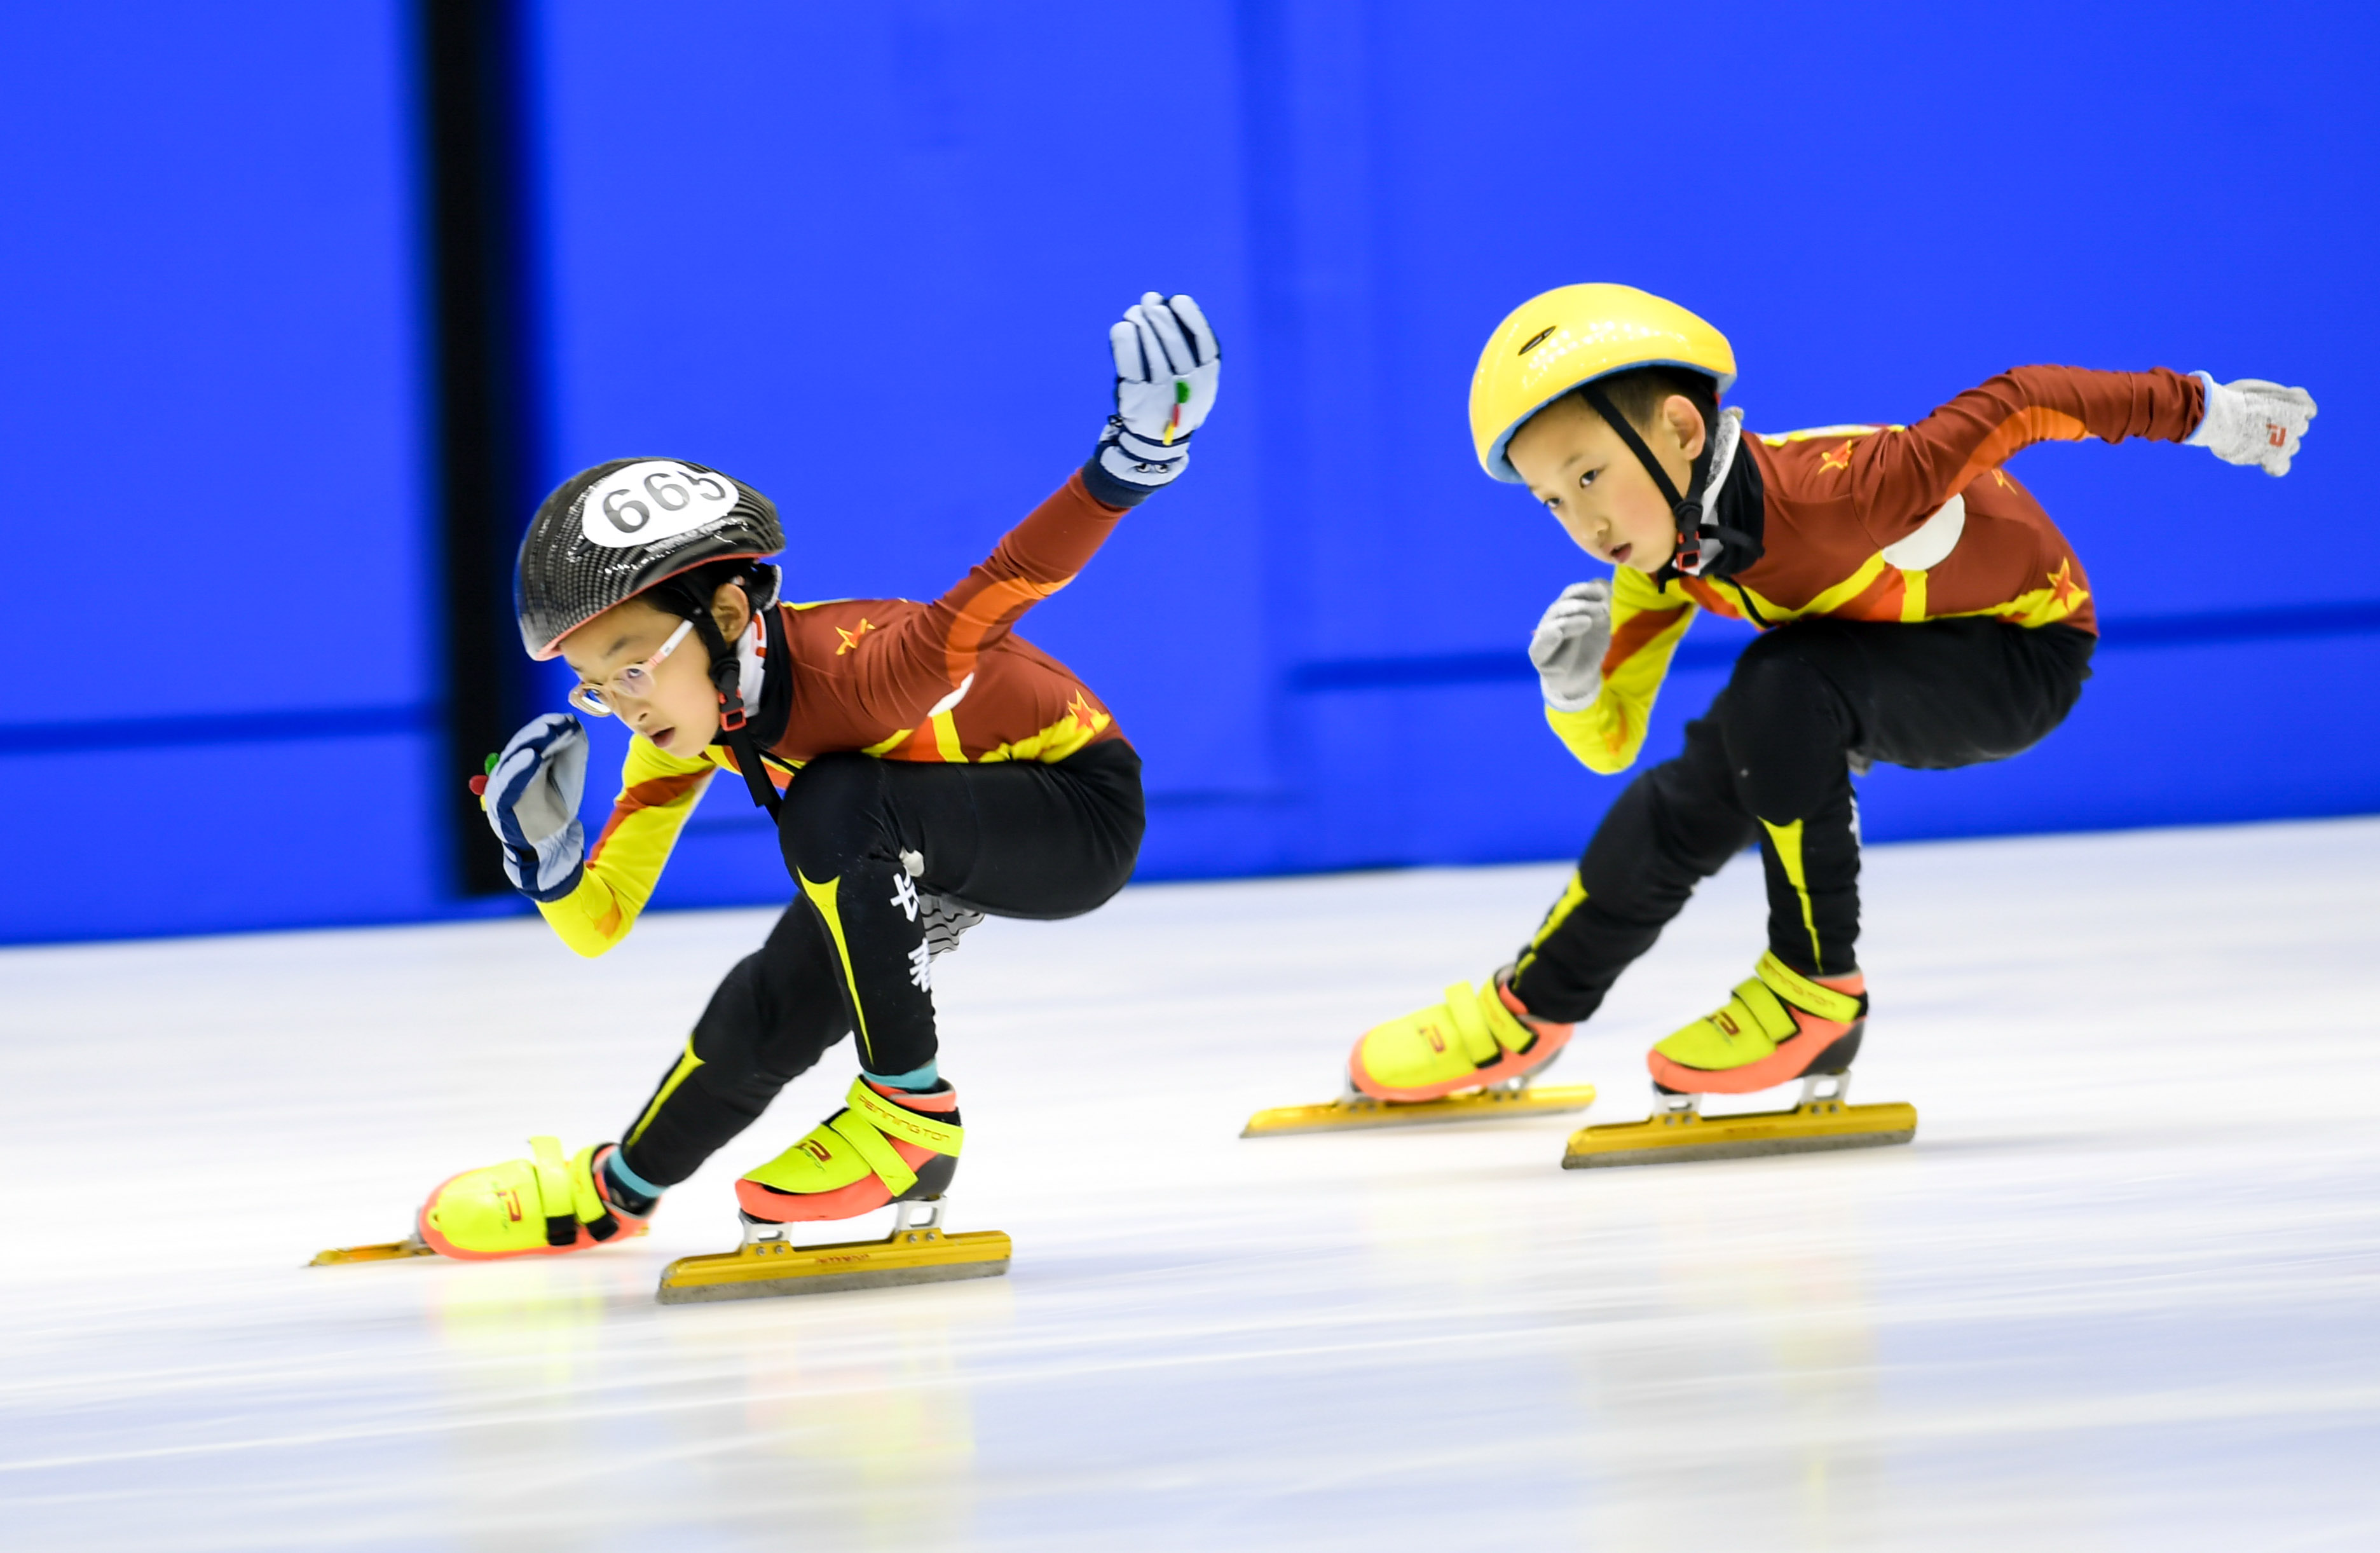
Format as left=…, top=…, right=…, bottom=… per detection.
left=1509, top=392, right=1706, bottom=574
left=559, top=586, right=752, bottom=757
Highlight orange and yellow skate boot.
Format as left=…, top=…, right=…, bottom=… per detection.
left=416, top=1137, right=652, bottom=1261
left=1647, top=952, right=1867, bottom=1096
left=735, top=1078, right=964, bottom=1224
left=1347, top=970, right=1572, bottom=1102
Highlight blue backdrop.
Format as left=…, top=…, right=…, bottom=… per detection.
left=0, top=3, right=435, bottom=941
left=3, top=1, right=2373, bottom=942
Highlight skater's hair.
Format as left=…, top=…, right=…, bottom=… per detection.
left=1575, top=366, right=1719, bottom=442
left=638, top=556, right=780, bottom=627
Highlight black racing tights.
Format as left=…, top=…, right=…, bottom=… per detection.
left=1509, top=617, right=2095, bottom=1023
left=617, top=741, right=1144, bottom=1187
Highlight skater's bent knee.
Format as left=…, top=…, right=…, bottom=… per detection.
left=778, top=753, right=889, bottom=880
left=1718, top=631, right=1859, bottom=822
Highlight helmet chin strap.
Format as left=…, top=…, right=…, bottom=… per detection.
left=1576, top=383, right=1716, bottom=577
left=687, top=597, right=782, bottom=820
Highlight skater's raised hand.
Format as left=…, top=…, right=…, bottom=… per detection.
left=1093, top=292, right=1221, bottom=496
left=2187, top=374, right=2318, bottom=477
left=1529, top=580, right=1613, bottom=713
left=485, top=712, right=589, bottom=902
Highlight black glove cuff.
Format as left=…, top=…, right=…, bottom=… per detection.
left=1078, top=452, right=1157, bottom=510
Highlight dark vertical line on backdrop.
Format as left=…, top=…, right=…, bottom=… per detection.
left=420, top=0, right=541, bottom=896
left=1230, top=0, right=1311, bottom=862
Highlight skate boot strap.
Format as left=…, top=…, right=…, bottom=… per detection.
left=526, top=1135, right=628, bottom=1246
left=1744, top=952, right=1868, bottom=1030
left=1436, top=981, right=1536, bottom=1065
left=823, top=1079, right=965, bottom=1198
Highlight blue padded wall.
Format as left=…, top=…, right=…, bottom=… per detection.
left=5, top=3, right=2370, bottom=943
left=528, top=2, right=1273, bottom=906
left=0, top=3, right=435, bottom=942
left=531, top=0, right=2379, bottom=917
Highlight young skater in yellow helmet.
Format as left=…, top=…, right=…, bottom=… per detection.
left=397, top=292, right=1219, bottom=1260
left=1341, top=282, right=2314, bottom=1126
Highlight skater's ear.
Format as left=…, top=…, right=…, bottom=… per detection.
left=708, top=580, right=752, bottom=641
left=1657, top=394, right=1707, bottom=462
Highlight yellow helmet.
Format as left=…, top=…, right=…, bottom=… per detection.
left=1468, top=284, right=1736, bottom=483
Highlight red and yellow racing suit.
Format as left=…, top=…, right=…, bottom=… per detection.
left=1551, top=365, right=2205, bottom=774
left=538, top=470, right=1132, bottom=957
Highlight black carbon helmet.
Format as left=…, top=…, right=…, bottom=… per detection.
left=515, top=458, right=783, bottom=659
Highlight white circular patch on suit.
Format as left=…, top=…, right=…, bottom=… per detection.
left=578, top=461, right=740, bottom=548
left=1880, top=493, right=1966, bottom=571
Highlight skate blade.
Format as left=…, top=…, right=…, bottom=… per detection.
left=1242, top=1083, right=1598, bottom=1138
left=307, top=1221, right=648, bottom=1267
left=1561, top=1097, right=1916, bottom=1168
left=308, top=1235, right=436, bottom=1266
left=655, top=1224, right=1012, bottom=1304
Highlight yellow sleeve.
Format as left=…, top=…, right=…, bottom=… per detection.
left=535, top=735, right=716, bottom=957
left=1544, top=566, right=1697, bottom=775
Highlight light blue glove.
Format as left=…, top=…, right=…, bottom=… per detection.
left=1095, top=292, right=1221, bottom=493
left=486, top=713, right=588, bottom=902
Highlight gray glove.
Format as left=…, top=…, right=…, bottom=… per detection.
left=486, top=713, right=588, bottom=902
left=1095, top=292, right=1221, bottom=493
left=1530, top=581, right=1613, bottom=713
left=2187, top=374, right=2317, bottom=477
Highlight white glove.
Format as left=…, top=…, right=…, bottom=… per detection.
left=1529, top=581, right=1613, bottom=713
left=485, top=713, right=588, bottom=902
left=2186, top=374, right=2317, bottom=477
left=1095, top=292, right=1221, bottom=493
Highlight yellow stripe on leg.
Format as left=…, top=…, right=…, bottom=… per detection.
left=799, top=870, right=876, bottom=1067
left=1515, top=872, right=1589, bottom=978
left=624, top=1037, right=706, bottom=1148
left=1759, top=817, right=1826, bottom=971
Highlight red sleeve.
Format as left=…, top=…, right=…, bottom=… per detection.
left=1847, top=366, right=2204, bottom=546
left=847, top=471, right=1128, bottom=727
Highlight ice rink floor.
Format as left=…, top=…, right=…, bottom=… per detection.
left=3, top=819, right=2377, bottom=1551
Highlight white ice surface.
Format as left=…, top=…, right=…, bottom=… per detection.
left=3, top=819, right=2377, bottom=1551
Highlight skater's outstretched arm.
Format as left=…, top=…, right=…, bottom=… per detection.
left=838, top=292, right=1222, bottom=733
left=838, top=474, right=1130, bottom=734
left=1843, top=366, right=2207, bottom=545
left=538, top=734, right=717, bottom=957
left=1542, top=565, right=1698, bottom=775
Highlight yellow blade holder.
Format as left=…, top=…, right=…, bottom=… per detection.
left=1563, top=1074, right=1915, bottom=1169
left=656, top=1198, right=1010, bottom=1304
left=1243, top=1080, right=1597, bottom=1139
left=308, top=1236, right=438, bottom=1266
left=308, top=1222, right=650, bottom=1266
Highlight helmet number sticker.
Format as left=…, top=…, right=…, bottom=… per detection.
left=579, top=460, right=739, bottom=548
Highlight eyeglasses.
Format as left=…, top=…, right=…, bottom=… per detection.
left=568, top=618, right=694, bottom=716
